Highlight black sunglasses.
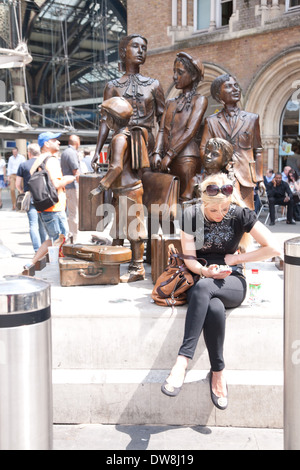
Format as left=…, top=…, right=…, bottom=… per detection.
left=204, top=184, right=233, bottom=197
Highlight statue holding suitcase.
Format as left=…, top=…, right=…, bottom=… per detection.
left=151, top=52, right=207, bottom=199
left=89, top=96, right=148, bottom=283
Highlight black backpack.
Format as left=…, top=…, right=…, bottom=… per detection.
left=28, top=156, right=59, bottom=211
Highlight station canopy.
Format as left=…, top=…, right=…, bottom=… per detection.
left=0, top=0, right=127, bottom=138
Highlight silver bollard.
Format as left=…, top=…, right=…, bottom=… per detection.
left=284, top=236, right=300, bottom=450
left=0, top=276, right=53, bottom=450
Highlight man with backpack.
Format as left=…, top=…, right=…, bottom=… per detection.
left=16, top=143, right=47, bottom=252
left=60, top=135, right=81, bottom=243
left=35, top=131, right=78, bottom=243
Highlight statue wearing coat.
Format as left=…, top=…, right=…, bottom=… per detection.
left=200, top=74, right=264, bottom=209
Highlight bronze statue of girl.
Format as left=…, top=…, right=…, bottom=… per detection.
left=152, top=52, right=207, bottom=198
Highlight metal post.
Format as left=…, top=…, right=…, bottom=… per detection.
left=284, top=236, right=300, bottom=450
left=0, top=276, right=52, bottom=450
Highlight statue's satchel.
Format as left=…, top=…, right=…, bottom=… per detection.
left=62, top=244, right=132, bottom=265
left=130, top=126, right=150, bottom=170
left=142, top=172, right=180, bottom=219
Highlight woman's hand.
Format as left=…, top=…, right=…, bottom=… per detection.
left=224, top=253, right=240, bottom=266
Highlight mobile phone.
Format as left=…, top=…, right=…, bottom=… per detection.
left=218, top=265, right=232, bottom=273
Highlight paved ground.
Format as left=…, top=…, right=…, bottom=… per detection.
left=53, top=423, right=283, bottom=450
left=1, top=188, right=298, bottom=450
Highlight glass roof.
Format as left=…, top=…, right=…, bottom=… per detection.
left=23, top=0, right=127, bottom=132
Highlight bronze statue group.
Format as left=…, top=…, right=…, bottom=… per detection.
left=89, top=34, right=281, bottom=410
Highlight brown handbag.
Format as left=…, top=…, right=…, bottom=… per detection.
left=151, top=245, right=207, bottom=309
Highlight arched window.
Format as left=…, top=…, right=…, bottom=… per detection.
left=280, top=97, right=300, bottom=172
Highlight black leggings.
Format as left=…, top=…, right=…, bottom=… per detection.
left=178, top=274, right=247, bottom=371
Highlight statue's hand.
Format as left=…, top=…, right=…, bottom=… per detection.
left=151, top=153, right=162, bottom=170
left=88, top=185, right=104, bottom=201
left=91, top=160, right=100, bottom=172
left=91, top=153, right=100, bottom=172
left=161, top=155, right=171, bottom=172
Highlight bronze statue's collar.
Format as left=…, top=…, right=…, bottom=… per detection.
left=217, top=108, right=247, bottom=139
left=223, top=107, right=240, bottom=118
left=111, top=74, right=156, bottom=99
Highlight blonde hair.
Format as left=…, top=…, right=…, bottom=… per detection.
left=200, top=173, right=253, bottom=251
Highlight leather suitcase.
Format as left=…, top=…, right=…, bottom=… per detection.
left=59, top=257, right=120, bottom=287
left=78, top=173, right=112, bottom=231
left=62, top=244, right=132, bottom=264
left=151, top=234, right=182, bottom=283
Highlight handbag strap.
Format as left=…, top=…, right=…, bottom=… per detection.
left=30, top=155, right=49, bottom=176
left=170, top=251, right=207, bottom=267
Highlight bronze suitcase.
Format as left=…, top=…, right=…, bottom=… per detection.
left=151, top=234, right=182, bottom=283
left=59, top=257, right=120, bottom=287
left=62, top=244, right=132, bottom=264
left=78, top=173, right=112, bottom=231
left=142, top=172, right=180, bottom=220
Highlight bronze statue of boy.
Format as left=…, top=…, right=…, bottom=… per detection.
left=200, top=74, right=264, bottom=209
left=89, top=97, right=148, bottom=283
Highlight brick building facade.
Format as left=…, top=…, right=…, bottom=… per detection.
left=127, top=0, right=300, bottom=173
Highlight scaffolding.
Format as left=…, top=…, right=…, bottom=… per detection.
left=0, top=0, right=127, bottom=143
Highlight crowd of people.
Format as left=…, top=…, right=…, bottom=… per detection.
left=255, top=165, right=300, bottom=223
left=0, top=134, right=95, bottom=254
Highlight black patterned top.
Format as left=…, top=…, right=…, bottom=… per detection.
left=181, top=203, right=257, bottom=274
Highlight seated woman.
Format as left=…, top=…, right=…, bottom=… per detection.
left=161, top=172, right=281, bottom=410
